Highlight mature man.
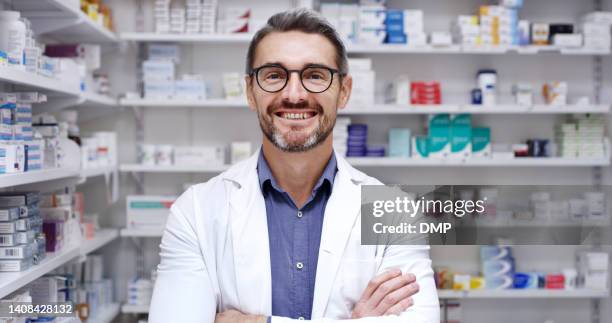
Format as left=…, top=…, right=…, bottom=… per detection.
left=149, top=9, right=439, bottom=323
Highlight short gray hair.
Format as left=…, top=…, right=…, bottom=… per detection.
left=245, top=8, right=348, bottom=75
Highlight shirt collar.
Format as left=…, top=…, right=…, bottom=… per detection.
left=257, top=150, right=337, bottom=194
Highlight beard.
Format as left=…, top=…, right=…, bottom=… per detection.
left=258, top=100, right=335, bottom=153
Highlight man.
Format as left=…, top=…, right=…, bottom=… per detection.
left=149, top=9, right=439, bottom=323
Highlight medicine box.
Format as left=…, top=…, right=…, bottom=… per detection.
left=450, top=114, right=472, bottom=160
left=472, top=127, right=491, bottom=158
left=0, top=259, right=31, bottom=272
left=127, top=196, right=177, bottom=229
left=388, top=128, right=411, bottom=157
left=411, top=136, right=429, bottom=159
left=0, top=207, right=19, bottom=222
left=0, top=243, right=33, bottom=259
left=427, top=114, right=451, bottom=159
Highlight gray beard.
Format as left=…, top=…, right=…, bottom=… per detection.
left=258, top=113, right=334, bottom=153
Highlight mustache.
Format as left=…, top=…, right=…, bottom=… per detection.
left=267, top=100, right=323, bottom=114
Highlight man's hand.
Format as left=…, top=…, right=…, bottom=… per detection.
left=215, top=309, right=267, bottom=323
left=351, top=269, right=419, bottom=319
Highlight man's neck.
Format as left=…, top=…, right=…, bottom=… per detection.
left=261, top=138, right=333, bottom=208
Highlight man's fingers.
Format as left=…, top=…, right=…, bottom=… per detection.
left=368, top=273, right=416, bottom=310
left=378, top=281, right=419, bottom=314
left=359, top=269, right=402, bottom=300
left=383, top=297, right=414, bottom=316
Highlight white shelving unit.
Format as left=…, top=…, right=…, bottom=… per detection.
left=121, top=303, right=150, bottom=314
left=89, top=303, right=121, bottom=323
left=81, top=166, right=118, bottom=179
left=120, top=164, right=229, bottom=173
left=0, top=66, right=80, bottom=96
left=118, top=99, right=610, bottom=115
left=13, top=0, right=117, bottom=43
left=118, top=33, right=610, bottom=56
left=120, top=228, right=164, bottom=238
left=437, top=289, right=610, bottom=299
left=0, top=168, right=81, bottom=189
left=0, top=247, right=80, bottom=299
left=347, top=156, right=611, bottom=167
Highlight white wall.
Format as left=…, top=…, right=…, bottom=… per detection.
left=75, top=0, right=612, bottom=322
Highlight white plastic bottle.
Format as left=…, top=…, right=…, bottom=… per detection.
left=0, top=11, right=27, bottom=66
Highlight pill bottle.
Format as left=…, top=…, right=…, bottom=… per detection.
left=0, top=11, right=26, bottom=66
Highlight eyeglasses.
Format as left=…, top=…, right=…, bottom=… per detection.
left=249, top=64, right=344, bottom=93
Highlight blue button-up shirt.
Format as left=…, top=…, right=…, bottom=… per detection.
left=257, top=151, right=337, bottom=321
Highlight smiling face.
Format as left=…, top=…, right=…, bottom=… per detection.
left=246, top=30, right=352, bottom=153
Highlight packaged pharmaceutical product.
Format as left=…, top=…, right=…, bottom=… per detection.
left=0, top=11, right=26, bottom=66
left=388, top=128, right=411, bottom=158
left=584, top=192, right=605, bottom=219
left=0, top=50, right=6, bottom=66
left=358, top=27, right=386, bottom=44
left=452, top=274, right=471, bottom=291
left=430, top=32, right=452, bottom=46
left=470, top=277, right=485, bottom=289
left=391, top=76, right=410, bottom=104
left=450, top=114, right=472, bottom=160
left=562, top=269, right=577, bottom=290
left=0, top=191, right=40, bottom=207
left=0, top=207, right=19, bottom=221
left=553, top=34, right=582, bottom=48
left=411, top=136, right=428, bottom=159
left=477, top=70, right=497, bottom=106
left=513, top=143, right=529, bottom=157
left=582, top=11, right=612, bottom=24
left=0, top=233, right=17, bottom=246
left=0, top=221, right=17, bottom=234
left=148, top=43, right=180, bottom=63
left=42, top=219, right=64, bottom=252
left=0, top=243, right=33, bottom=259
left=512, top=83, right=533, bottom=106
left=223, top=73, right=244, bottom=99
left=485, top=275, right=513, bottom=289
left=174, top=146, right=225, bottom=166
left=545, top=274, right=565, bottom=289
left=358, top=6, right=386, bottom=28
left=480, top=246, right=513, bottom=261
left=531, top=23, right=549, bottom=45
left=427, top=114, right=450, bottom=159
left=513, top=272, right=538, bottom=289
left=471, top=89, right=482, bottom=105
left=231, top=142, right=252, bottom=164
left=0, top=258, right=31, bottom=272
left=543, top=81, right=568, bottom=106
left=471, top=127, right=491, bottom=158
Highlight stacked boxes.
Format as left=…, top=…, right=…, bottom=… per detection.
left=580, top=12, right=612, bottom=50
left=201, top=0, right=218, bottom=34
left=577, top=251, right=609, bottom=290
left=40, top=192, right=82, bottom=253
left=346, top=124, right=368, bottom=157
left=0, top=191, right=43, bottom=272
left=347, top=58, right=375, bottom=107
left=450, top=114, right=472, bottom=160
left=333, top=117, right=350, bottom=157
left=358, top=5, right=386, bottom=45
left=452, top=15, right=480, bottom=45
left=143, top=59, right=175, bottom=99
left=555, top=115, right=606, bottom=159
left=185, top=0, right=202, bottom=34
left=411, top=81, right=441, bottom=105
left=478, top=4, right=520, bottom=46
left=481, top=246, right=515, bottom=290
left=222, top=72, right=244, bottom=100
left=384, top=9, right=426, bottom=45
left=427, top=114, right=451, bottom=159
left=472, top=127, right=492, bottom=158
left=154, top=0, right=171, bottom=33
left=320, top=3, right=359, bottom=43
left=170, top=7, right=186, bottom=34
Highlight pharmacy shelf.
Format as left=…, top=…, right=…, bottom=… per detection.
left=117, top=34, right=610, bottom=56
left=81, top=92, right=117, bottom=107
left=0, top=246, right=80, bottom=299
left=119, top=99, right=610, bottom=115
left=0, top=168, right=81, bottom=189
left=80, top=229, right=120, bottom=256
left=0, top=66, right=80, bottom=96
left=119, top=98, right=247, bottom=108
left=89, top=303, right=120, bottom=323
left=119, top=164, right=230, bottom=173
left=120, top=32, right=253, bottom=43
left=120, top=228, right=164, bottom=238
left=81, top=166, right=117, bottom=179
left=437, top=289, right=610, bottom=299
left=121, top=303, right=150, bottom=314
left=14, top=0, right=117, bottom=43
left=341, top=104, right=611, bottom=114
left=347, top=157, right=611, bottom=167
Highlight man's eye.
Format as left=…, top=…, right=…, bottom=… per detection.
left=266, top=73, right=283, bottom=80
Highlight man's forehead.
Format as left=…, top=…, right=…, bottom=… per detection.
left=254, top=31, right=337, bottom=68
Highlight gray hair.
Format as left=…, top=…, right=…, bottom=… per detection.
left=245, top=8, right=348, bottom=75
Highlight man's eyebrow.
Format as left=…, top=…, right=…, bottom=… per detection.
left=258, top=61, right=336, bottom=69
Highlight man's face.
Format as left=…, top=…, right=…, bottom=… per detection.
left=246, top=31, right=352, bottom=152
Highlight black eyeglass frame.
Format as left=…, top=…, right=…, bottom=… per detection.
left=248, top=63, right=346, bottom=94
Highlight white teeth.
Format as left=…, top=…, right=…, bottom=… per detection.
left=281, top=112, right=311, bottom=120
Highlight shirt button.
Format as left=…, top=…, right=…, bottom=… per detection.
left=297, top=211, right=303, bottom=218
left=298, top=317, right=305, bottom=320
left=296, top=262, right=304, bottom=270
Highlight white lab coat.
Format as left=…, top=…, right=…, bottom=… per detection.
left=148, top=150, right=440, bottom=323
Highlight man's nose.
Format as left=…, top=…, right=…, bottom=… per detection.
left=281, top=72, right=308, bottom=103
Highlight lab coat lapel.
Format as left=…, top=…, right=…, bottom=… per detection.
left=226, top=152, right=272, bottom=315
left=311, top=154, right=363, bottom=318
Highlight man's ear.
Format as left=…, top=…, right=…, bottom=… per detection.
left=337, top=74, right=352, bottom=110
left=245, top=75, right=257, bottom=111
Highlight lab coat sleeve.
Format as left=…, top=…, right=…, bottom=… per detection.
left=271, top=245, right=440, bottom=323
left=148, top=187, right=218, bottom=323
